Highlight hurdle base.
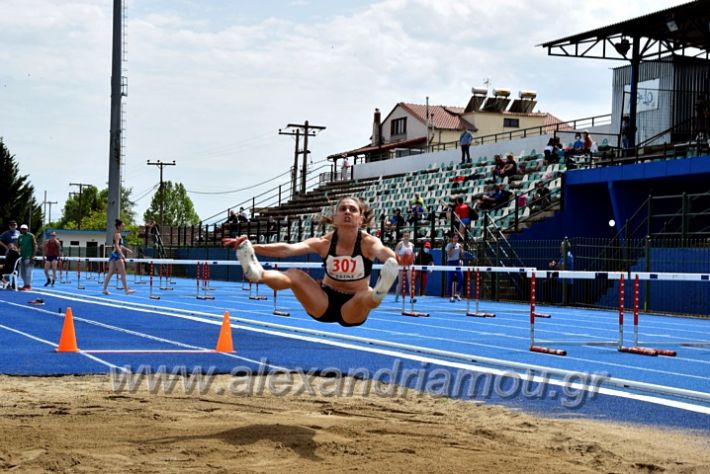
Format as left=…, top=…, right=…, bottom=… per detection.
left=149, top=295, right=161, bottom=300
left=196, top=295, right=216, bottom=300
left=159, top=287, right=174, bottom=291
left=249, top=296, right=268, bottom=301
left=272, top=310, right=290, bottom=317
left=401, top=311, right=430, bottom=317
left=654, top=348, right=677, bottom=357
left=533, top=312, right=551, bottom=318
left=466, top=311, right=496, bottom=318
left=77, top=285, right=86, bottom=290
left=134, top=281, right=147, bottom=285
left=619, top=346, right=658, bottom=356
left=530, top=345, right=567, bottom=356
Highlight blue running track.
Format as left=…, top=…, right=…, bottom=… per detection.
left=1, top=269, right=708, bottom=432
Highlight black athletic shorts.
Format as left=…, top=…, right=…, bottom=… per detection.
left=308, top=284, right=364, bottom=327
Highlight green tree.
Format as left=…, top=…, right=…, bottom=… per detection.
left=99, top=186, right=136, bottom=225
left=62, top=185, right=101, bottom=229
left=59, top=185, right=135, bottom=229
left=0, top=138, right=42, bottom=231
left=143, top=181, right=200, bottom=226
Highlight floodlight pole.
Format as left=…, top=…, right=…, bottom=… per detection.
left=105, top=0, right=125, bottom=246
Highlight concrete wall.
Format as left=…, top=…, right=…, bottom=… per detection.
left=353, top=134, right=552, bottom=180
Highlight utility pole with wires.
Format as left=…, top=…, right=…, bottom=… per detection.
left=42, top=191, right=58, bottom=226
left=278, top=121, right=326, bottom=198
left=146, top=160, right=176, bottom=228
left=69, top=183, right=93, bottom=230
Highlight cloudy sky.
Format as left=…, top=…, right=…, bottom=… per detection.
left=0, top=0, right=688, bottom=226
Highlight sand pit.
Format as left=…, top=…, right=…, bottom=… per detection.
left=0, top=374, right=708, bottom=473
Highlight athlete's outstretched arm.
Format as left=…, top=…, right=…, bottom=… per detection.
left=224, top=235, right=325, bottom=258
left=370, top=238, right=396, bottom=263
left=253, top=237, right=323, bottom=258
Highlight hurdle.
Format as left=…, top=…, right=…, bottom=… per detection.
left=149, top=262, right=160, bottom=300
left=159, top=263, right=174, bottom=291
left=248, top=282, right=268, bottom=300
left=270, top=265, right=290, bottom=316
left=465, top=268, right=495, bottom=318
left=76, top=259, right=85, bottom=290
left=401, top=266, right=429, bottom=317
left=59, top=258, right=71, bottom=284
left=85, top=261, right=97, bottom=281
left=133, top=260, right=146, bottom=285
left=168, top=263, right=177, bottom=286
left=272, top=290, right=291, bottom=316
left=203, top=263, right=215, bottom=291
left=618, top=274, right=676, bottom=357
left=97, top=261, right=105, bottom=285
left=196, top=261, right=215, bottom=300
left=529, top=272, right=566, bottom=356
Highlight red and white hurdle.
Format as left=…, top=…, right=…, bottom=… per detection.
left=400, top=266, right=429, bottom=317
left=529, top=273, right=567, bottom=356
left=465, top=269, right=495, bottom=318
left=196, top=261, right=215, bottom=300
left=618, top=274, right=676, bottom=357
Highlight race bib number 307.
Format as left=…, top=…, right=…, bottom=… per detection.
left=326, top=255, right=365, bottom=280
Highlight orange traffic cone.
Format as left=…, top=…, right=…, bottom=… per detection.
left=215, top=311, right=234, bottom=353
left=56, top=307, right=79, bottom=352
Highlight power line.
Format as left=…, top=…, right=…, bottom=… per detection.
left=186, top=169, right=293, bottom=195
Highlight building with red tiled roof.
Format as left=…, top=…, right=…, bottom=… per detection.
left=328, top=90, right=565, bottom=164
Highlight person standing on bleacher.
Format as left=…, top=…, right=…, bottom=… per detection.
left=459, top=128, right=474, bottom=164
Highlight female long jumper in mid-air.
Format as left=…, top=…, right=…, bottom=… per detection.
left=223, top=197, right=399, bottom=327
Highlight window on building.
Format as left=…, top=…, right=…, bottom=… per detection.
left=503, top=118, right=520, bottom=128
left=70, top=241, right=80, bottom=246
left=391, top=117, right=407, bottom=136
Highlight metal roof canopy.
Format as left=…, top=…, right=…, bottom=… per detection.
left=540, top=1, right=710, bottom=152
left=540, top=1, right=710, bottom=61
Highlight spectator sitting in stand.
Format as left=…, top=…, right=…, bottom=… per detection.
left=500, top=153, right=518, bottom=179
left=474, top=184, right=510, bottom=211
left=408, top=202, right=425, bottom=223
left=492, top=154, right=505, bottom=181
left=583, top=131, right=593, bottom=153
left=385, top=208, right=405, bottom=239
left=228, top=210, right=239, bottom=223
left=543, top=138, right=560, bottom=165
left=409, top=193, right=426, bottom=219
left=570, top=133, right=584, bottom=155
left=530, top=181, right=551, bottom=211
left=238, top=207, right=250, bottom=223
